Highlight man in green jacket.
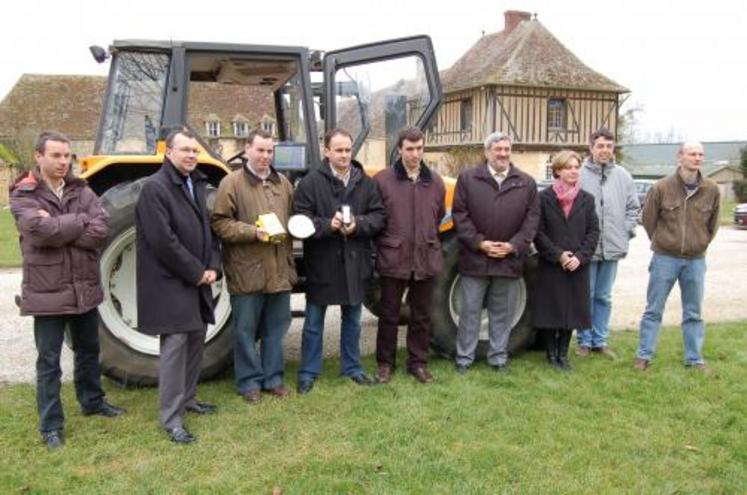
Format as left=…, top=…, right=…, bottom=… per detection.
left=211, top=129, right=296, bottom=403
left=635, top=142, right=720, bottom=371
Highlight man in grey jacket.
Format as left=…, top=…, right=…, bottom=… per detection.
left=577, top=128, right=640, bottom=359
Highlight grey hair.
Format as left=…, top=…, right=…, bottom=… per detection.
left=484, top=132, right=512, bottom=150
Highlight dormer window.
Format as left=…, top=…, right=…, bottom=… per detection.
left=233, top=121, right=248, bottom=137
left=206, top=120, right=220, bottom=137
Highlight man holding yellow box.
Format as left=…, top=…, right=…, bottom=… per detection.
left=211, top=129, right=297, bottom=404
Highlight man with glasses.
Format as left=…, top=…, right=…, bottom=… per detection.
left=577, top=128, right=639, bottom=360
left=136, top=128, right=221, bottom=444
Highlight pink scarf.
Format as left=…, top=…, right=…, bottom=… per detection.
left=552, top=179, right=581, bottom=218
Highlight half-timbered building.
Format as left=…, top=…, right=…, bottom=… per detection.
left=425, top=10, right=629, bottom=178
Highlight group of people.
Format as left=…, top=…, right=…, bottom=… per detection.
left=10, top=125, right=719, bottom=449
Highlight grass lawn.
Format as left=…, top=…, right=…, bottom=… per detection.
left=0, top=208, right=21, bottom=267
left=1, top=322, right=745, bottom=493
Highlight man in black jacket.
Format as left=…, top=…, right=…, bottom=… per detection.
left=136, top=128, right=221, bottom=444
left=293, top=128, right=386, bottom=394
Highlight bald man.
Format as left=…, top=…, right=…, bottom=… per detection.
left=635, top=142, right=720, bottom=372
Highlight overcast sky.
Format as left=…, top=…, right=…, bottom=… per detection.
left=2, top=0, right=746, bottom=143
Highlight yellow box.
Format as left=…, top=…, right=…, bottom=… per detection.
left=256, top=213, right=287, bottom=243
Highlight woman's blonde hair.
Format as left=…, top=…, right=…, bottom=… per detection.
left=551, top=150, right=582, bottom=178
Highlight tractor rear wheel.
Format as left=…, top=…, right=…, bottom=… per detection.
left=96, top=179, right=233, bottom=387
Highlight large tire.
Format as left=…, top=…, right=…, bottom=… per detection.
left=363, top=274, right=410, bottom=325
left=430, top=236, right=537, bottom=358
left=97, top=179, right=233, bottom=387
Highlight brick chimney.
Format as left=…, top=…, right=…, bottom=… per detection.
left=504, top=10, right=532, bottom=33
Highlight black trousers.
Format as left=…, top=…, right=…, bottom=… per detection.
left=376, top=275, right=435, bottom=371
left=33, top=309, right=105, bottom=433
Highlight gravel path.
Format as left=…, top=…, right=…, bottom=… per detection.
left=1, top=225, right=745, bottom=384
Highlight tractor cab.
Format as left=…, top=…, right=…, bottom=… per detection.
left=82, top=38, right=441, bottom=193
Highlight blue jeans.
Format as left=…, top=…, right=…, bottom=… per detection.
left=34, top=310, right=105, bottom=433
left=231, top=292, right=291, bottom=394
left=637, top=253, right=706, bottom=365
left=577, top=260, right=618, bottom=348
left=298, top=303, right=363, bottom=382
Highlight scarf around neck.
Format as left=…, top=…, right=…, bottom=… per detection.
left=552, top=178, right=581, bottom=218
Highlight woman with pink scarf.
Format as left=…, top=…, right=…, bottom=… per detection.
left=533, top=151, right=600, bottom=370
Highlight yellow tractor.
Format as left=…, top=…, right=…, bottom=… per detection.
left=82, top=37, right=535, bottom=385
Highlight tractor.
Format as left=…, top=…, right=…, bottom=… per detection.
left=79, top=36, right=536, bottom=385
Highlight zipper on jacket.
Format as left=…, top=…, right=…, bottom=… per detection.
left=681, top=195, right=688, bottom=255
left=599, top=167, right=606, bottom=259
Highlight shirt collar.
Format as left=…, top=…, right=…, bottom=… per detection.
left=48, top=179, right=65, bottom=200
left=331, top=165, right=351, bottom=186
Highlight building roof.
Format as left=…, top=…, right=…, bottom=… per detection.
left=0, top=74, right=105, bottom=140
left=0, top=74, right=274, bottom=143
left=441, top=13, right=628, bottom=94
left=621, top=141, right=747, bottom=178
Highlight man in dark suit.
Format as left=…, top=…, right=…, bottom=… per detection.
left=136, top=128, right=221, bottom=444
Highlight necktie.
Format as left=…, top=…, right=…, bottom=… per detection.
left=186, top=176, right=195, bottom=200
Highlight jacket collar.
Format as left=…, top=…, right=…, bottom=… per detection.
left=393, top=158, right=433, bottom=183
left=582, top=157, right=618, bottom=176
left=542, top=185, right=586, bottom=219
left=12, top=167, right=86, bottom=193
left=475, top=161, right=520, bottom=181
left=162, top=158, right=207, bottom=186
left=243, top=163, right=281, bottom=186
left=319, top=158, right=364, bottom=186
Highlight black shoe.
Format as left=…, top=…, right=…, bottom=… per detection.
left=186, top=401, right=217, bottom=415
left=350, top=372, right=374, bottom=386
left=297, top=379, right=315, bottom=395
left=166, top=427, right=195, bottom=444
left=491, top=363, right=509, bottom=374
left=82, top=400, right=126, bottom=417
left=455, top=363, right=470, bottom=374
left=42, top=430, right=64, bottom=450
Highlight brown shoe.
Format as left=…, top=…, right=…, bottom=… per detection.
left=408, top=366, right=434, bottom=384
left=593, top=346, right=618, bottom=360
left=575, top=345, right=591, bottom=357
left=243, top=389, right=262, bottom=404
left=266, top=385, right=290, bottom=398
left=376, top=364, right=393, bottom=384
left=634, top=358, right=649, bottom=371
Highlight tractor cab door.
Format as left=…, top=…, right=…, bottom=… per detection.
left=322, top=36, right=441, bottom=169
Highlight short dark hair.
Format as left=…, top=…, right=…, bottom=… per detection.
left=246, top=128, right=273, bottom=146
left=397, top=127, right=424, bottom=149
left=35, top=131, right=71, bottom=154
left=165, top=127, right=197, bottom=148
left=324, top=128, right=353, bottom=148
left=589, top=127, right=614, bottom=145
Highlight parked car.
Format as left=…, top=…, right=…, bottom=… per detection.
left=635, top=179, right=656, bottom=207
left=735, top=203, right=747, bottom=228
left=634, top=179, right=656, bottom=222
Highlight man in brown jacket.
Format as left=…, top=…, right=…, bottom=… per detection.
left=10, top=131, right=124, bottom=450
left=635, top=142, right=720, bottom=371
left=211, top=129, right=296, bottom=403
left=452, top=131, right=540, bottom=373
left=373, top=127, right=446, bottom=384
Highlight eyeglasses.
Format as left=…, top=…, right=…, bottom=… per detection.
left=170, top=147, right=200, bottom=155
